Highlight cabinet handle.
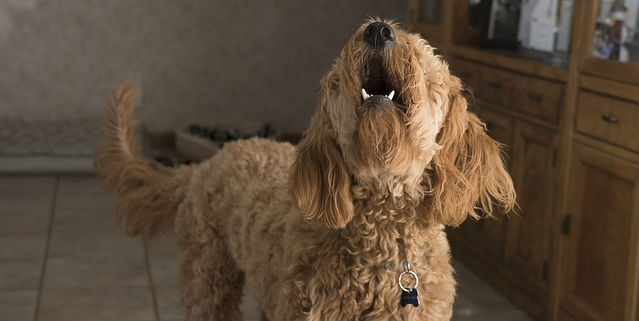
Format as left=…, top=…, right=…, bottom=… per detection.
left=488, top=81, right=501, bottom=88
left=561, top=214, right=571, bottom=235
left=527, top=92, right=542, bottom=101
left=601, top=114, right=618, bottom=124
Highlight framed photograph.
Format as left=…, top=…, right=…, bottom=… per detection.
left=481, top=0, right=521, bottom=48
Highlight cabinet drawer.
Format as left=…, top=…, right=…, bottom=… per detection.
left=448, top=57, right=482, bottom=95
left=512, top=75, right=564, bottom=123
left=478, top=66, right=513, bottom=107
left=576, top=91, right=638, bottom=151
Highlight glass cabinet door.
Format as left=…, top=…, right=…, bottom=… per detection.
left=582, top=0, right=639, bottom=84
left=591, top=0, right=639, bottom=63
left=416, top=0, right=443, bottom=26
left=409, top=0, right=446, bottom=44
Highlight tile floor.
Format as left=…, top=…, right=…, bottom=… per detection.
left=0, top=174, right=534, bottom=321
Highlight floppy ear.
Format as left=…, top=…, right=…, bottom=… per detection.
left=290, top=106, right=353, bottom=229
left=427, top=76, right=516, bottom=226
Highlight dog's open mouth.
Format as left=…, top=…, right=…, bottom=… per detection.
left=360, top=56, right=402, bottom=106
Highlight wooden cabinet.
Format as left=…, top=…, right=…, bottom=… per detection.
left=580, top=1, right=639, bottom=85
left=559, top=144, right=639, bottom=321
left=576, top=91, right=639, bottom=152
left=408, top=0, right=446, bottom=45
left=507, top=123, right=557, bottom=292
left=457, top=109, right=512, bottom=261
left=512, top=75, right=564, bottom=124
left=449, top=57, right=562, bottom=319
left=478, top=67, right=513, bottom=107
left=447, top=57, right=482, bottom=95
left=412, top=1, right=639, bottom=319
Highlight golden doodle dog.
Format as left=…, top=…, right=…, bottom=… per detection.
left=96, top=19, right=515, bottom=321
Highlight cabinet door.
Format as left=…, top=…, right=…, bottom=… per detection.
left=457, top=108, right=513, bottom=260
left=560, top=144, right=639, bottom=321
left=506, top=122, right=557, bottom=292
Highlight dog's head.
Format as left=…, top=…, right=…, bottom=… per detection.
left=291, top=19, right=515, bottom=229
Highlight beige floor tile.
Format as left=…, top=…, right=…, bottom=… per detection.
left=0, top=191, right=54, bottom=212
left=153, top=284, right=262, bottom=321
left=0, top=233, right=47, bottom=259
left=51, top=205, right=119, bottom=233
left=149, top=255, right=181, bottom=286
left=452, top=291, right=482, bottom=320
left=0, top=258, right=42, bottom=291
left=0, top=208, right=51, bottom=234
left=48, top=228, right=144, bottom=260
left=54, top=191, right=115, bottom=210
left=241, top=284, right=262, bottom=321
left=458, top=274, right=512, bottom=307
left=56, top=175, right=103, bottom=194
left=0, top=176, right=56, bottom=192
left=146, top=235, right=181, bottom=286
left=146, top=234, right=180, bottom=258
left=154, top=284, right=184, bottom=321
left=55, top=175, right=115, bottom=209
left=0, top=176, right=56, bottom=211
left=0, top=290, right=38, bottom=321
left=453, top=260, right=533, bottom=320
left=43, top=256, right=148, bottom=288
left=37, top=286, right=155, bottom=321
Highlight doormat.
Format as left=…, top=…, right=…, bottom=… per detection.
left=0, top=119, right=103, bottom=173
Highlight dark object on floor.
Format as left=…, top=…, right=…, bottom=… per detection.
left=187, top=124, right=275, bottom=147
left=177, top=123, right=279, bottom=162
left=155, top=156, right=174, bottom=167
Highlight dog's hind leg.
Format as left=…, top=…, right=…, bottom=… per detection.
left=178, top=226, right=244, bottom=321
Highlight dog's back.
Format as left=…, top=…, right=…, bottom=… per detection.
left=181, top=137, right=302, bottom=315
left=95, top=83, right=303, bottom=319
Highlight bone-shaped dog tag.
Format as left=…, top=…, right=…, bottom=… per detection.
left=400, top=288, right=419, bottom=307
left=398, top=260, right=419, bottom=308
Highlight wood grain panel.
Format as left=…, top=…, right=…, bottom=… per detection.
left=456, top=109, right=513, bottom=261
left=512, top=75, right=564, bottom=124
left=479, top=66, right=513, bottom=108
left=507, top=122, right=557, bottom=292
left=576, top=91, right=638, bottom=152
left=560, top=144, right=639, bottom=321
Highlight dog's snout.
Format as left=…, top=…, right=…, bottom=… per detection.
left=363, top=22, right=395, bottom=48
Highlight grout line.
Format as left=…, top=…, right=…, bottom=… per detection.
left=33, top=175, right=60, bottom=321
left=143, top=237, right=161, bottom=321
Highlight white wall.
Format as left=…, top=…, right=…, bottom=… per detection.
left=0, top=0, right=408, bottom=134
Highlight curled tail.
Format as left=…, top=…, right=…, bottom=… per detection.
left=95, top=83, right=191, bottom=237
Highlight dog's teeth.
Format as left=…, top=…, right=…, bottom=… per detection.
left=387, top=90, right=395, bottom=100
left=362, top=88, right=370, bottom=100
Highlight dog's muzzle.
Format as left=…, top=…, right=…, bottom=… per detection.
left=360, top=22, right=404, bottom=109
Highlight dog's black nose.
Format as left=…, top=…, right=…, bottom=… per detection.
left=363, top=22, right=395, bottom=48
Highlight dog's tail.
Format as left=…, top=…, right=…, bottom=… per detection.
left=95, top=83, right=191, bottom=237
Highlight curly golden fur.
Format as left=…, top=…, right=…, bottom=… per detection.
left=95, top=19, right=515, bottom=321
